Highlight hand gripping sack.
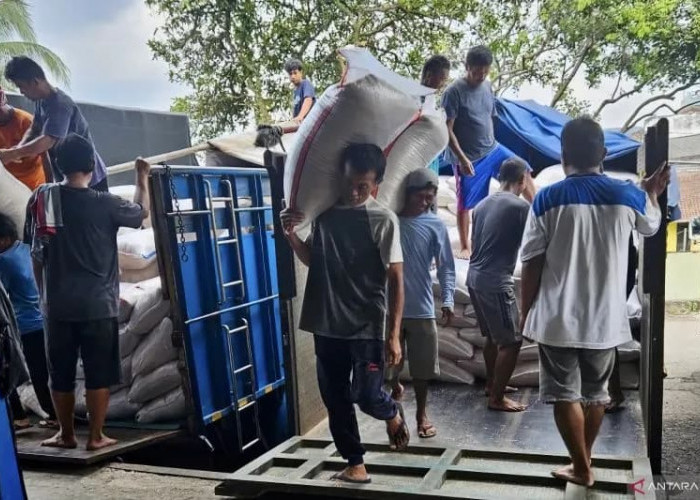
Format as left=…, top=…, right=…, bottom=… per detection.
left=284, top=46, right=446, bottom=228
left=0, top=160, right=32, bottom=233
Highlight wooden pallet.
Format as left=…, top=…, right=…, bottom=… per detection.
left=216, top=437, right=654, bottom=499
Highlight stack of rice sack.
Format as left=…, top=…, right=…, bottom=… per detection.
left=73, top=187, right=187, bottom=423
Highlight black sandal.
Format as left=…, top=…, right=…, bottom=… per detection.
left=387, top=402, right=410, bottom=451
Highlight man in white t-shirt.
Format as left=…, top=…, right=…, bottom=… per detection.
left=519, top=117, right=669, bottom=487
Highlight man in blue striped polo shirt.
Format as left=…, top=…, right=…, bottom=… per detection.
left=519, top=117, right=669, bottom=487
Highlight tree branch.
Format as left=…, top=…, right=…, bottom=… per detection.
left=592, top=77, right=653, bottom=118
left=622, top=99, right=700, bottom=132
left=550, top=40, right=594, bottom=107
left=621, top=81, right=698, bottom=131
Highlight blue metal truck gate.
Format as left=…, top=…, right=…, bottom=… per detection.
left=150, top=165, right=292, bottom=454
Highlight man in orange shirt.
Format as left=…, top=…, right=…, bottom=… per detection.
left=0, top=86, right=45, bottom=190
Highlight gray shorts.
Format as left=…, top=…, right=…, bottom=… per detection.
left=468, top=287, right=521, bottom=346
left=539, top=345, right=615, bottom=404
left=388, top=319, right=440, bottom=381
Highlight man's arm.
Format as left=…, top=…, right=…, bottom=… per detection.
left=436, top=225, right=456, bottom=322
left=446, top=119, right=474, bottom=176
left=32, top=258, right=43, bottom=298
left=280, top=209, right=311, bottom=266
left=519, top=254, right=545, bottom=332
left=0, top=135, right=56, bottom=164
left=133, top=158, right=151, bottom=220
left=294, top=97, right=314, bottom=123
left=386, top=262, right=405, bottom=366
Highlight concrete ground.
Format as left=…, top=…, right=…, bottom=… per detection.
left=20, top=316, right=700, bottom=499
left=662, top=315, right=700, bottom=478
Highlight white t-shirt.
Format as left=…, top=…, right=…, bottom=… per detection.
left=521, top=174, right=661, bottom=349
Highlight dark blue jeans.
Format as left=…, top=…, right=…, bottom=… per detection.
left=314, top=335, right=398, bottom=466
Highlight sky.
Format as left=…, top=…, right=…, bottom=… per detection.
left=27, top=0, right=685, bottom=129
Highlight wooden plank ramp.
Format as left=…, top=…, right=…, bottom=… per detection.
left=216, top=437, right=655, bottom=499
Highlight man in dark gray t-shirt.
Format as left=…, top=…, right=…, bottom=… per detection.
left=467, top=158, right=530, bottom=413
left=25, top=134, right=148, bottom=452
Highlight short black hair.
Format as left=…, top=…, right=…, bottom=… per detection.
left=284, top=58, right=303, bottom=73
left=466, top=45, right=493, bottom=68
left=55, top=134, right=95, bottom=176
left=561, top=116, right=606, bottom=170
left=4, top=56, right=46, bottom=83
left=339, top=143, right=386, bottom=183
left=0, top=213, right=18, bottom=241
left=421, top=55, right=450, bottom=81
left=498, top=157, right=528, bottom=184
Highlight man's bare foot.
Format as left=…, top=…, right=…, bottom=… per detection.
left=390, top=382, right=404, bottom=401
left=86, top=434, right=118, bottom=451
left=332, top=464, right=371, bottom=484
left=457, top=248, right=471, bottom=260
left=604, top=398, right=625, bottom=414
left=41, top=432, right=78, bottom=449
left=417, top=418, right=437, bottom=438
left=488, top=397, right=527, bottom=412
left=484, top=385, right=518, bottom=397
left=551, top=464, right=594, bottom=487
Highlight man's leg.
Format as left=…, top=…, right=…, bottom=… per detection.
left=22, top=329, right=56, bottom=420
left=43, top=320, right=78, bottom=448
left=315, top=336, right=369, bottom=482
left=580, top=348, right=616, bottom=462
left=489, top=342, right=526, bottom=412
left=81, top=319, right=121, bottom=451
left=388, top=329, right=407, bottom=401
left=403, top=319, right=439, bottom=438
left=8, top=390, right=29, bottom=428
left=605, top=349, right=625, bottom=413
left=457, top=209, right=472, bottom=259
left=552, top=402, right=593, bottom=486
left=483, top=337, right=497, bottom=392
left=539, top=345, right=593, bottom=486
left=351, top=340, right=407, bottom=450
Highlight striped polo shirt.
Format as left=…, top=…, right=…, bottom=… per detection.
left=521, top=173, right=661, bottom=349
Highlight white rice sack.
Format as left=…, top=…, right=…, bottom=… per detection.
left=119, top=324, right=141, bottom=357
left=107, top=388, right=142, bottom=420
left=436, top=188, right=454, bottom=209
left=127, top=278, right=169, bottom=335
left=74, top=380, right=87, bottom=417
left=76, top=359, right=85, bottom=380
left=438, top=357, right=476, bottom=385
left=438, top=327, right=475, bottom=361
left=128, top=360, right=182, bottom=404
left=0, top=160, right=32, bottom=233
left=509, top=361, right=540, bottom=387
left=377, top=112, right=448, bottom=214
left=436, top=207, right=457, bottom=227
left=448, top=226, right=460, bottom=252
left=136, top=387, right=187, bottom=424
left=447, top=202, right=458, bottom=215
left=518, top=341, right=540, bottom=363
left=284, top=46, right=441, bottom=229
left=17, top=383, right=49, bottom=419
left=488, top=178, right=500, bottom=195
left=119, top=282, right=140, bottom=323
left=458, top=327, right=486, bottom=348
left=438, top=175, right=455, bottom=193
left=620, top=361, right=640, bottom=390
left=120, top=261, right=159, bottom=283
left=118, top=228, right=157, bottom=270
left=456, top=348, right=487, bottom=379
left=618, top=340, right=641, bottom=362
left=131, top=317, right=177, bottom=378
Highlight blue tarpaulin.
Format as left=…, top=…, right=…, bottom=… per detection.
left=494, top=98, right=640, bottom=174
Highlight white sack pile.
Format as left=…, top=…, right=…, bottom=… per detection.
left=0, top=160, right=32, bottom=233
left=284, top=46, right=448, bottom=229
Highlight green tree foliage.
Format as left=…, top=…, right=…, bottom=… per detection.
left=0, top=0, right=69, bottom=88
left=149, top=0, right=699, bottom=138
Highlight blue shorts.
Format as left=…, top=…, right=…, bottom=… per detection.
left=454, top=143, right=530, bottom=211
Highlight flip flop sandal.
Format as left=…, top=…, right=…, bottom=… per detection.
left=14, top=421, right=32, bottom=431
left=38, top=419, right=59, bottom=430
left=331, top=472, right=372, bottom=484
left=604, top=400, right=626, bottom=414
left=418, top=423, right=437, bottom=439
left=387, top=402, right=410, bottom=451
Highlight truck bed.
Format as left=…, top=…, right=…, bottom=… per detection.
left=217, top=383, right=651, bottom=499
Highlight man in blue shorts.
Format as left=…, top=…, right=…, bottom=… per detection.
left=442, top=45, right=536, bottom=259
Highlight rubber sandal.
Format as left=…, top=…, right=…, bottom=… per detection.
left=331, top=472, right=372, bottom=484
left=38, top=419, right=59, bottom=430
left=418, top=423, right=437, bottom=439
left=14, top=421, right=32, bottom=431
left=604, top=400, right=626, bottom=414
left=387, top=402, right=410, bottom=451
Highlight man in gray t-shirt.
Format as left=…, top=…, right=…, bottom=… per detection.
left=467, top=158, right=530, bottom=412
left=1, top=56, right=108, bottom=190
left=442, top=45, right=535, bottom=260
